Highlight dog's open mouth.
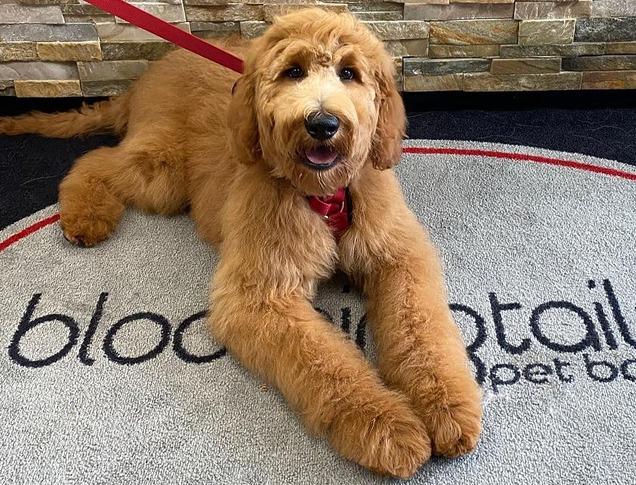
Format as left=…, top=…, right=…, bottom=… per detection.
left=302, top=146, right=340, bottom=171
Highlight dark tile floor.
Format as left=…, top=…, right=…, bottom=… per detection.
left=1, top=90, right=635, bottom=229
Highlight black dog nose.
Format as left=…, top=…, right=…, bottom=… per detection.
left=305, top=112, right=340, bottom=141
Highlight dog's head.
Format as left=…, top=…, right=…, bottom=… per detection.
left=228, top=9, right=405, bottom=196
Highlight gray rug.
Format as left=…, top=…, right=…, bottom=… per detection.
left=1, top=140, right=635, bottom=484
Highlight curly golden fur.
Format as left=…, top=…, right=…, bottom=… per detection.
left=0, top=9, right=481, bottom=478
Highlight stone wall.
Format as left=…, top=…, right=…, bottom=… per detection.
left=0, top=1, right=635, bottom=97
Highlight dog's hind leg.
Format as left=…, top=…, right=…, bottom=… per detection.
left=59, top=145, right=127, bottom=247
left=59, top=134, right=188, bottom=247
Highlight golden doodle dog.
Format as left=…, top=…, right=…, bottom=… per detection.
left=0, top=9, right=481, bottom=478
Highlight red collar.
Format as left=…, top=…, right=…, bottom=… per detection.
left=307, top=187, right=351, bottom=240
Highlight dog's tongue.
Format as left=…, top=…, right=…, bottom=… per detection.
left=305, top=146, right=338, bottom=166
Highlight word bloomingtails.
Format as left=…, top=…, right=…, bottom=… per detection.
left=7, top=278, right=636, bottom=393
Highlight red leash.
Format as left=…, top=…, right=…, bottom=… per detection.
left=84, top=0, right=244, bottom=73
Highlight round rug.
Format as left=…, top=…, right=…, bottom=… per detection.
left=1, top=140, right=635, bottom=484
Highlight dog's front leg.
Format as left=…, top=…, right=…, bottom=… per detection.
left=209, top=254, right=430, bottom=478
left=363, top=234, right=483, bottom=457
left=343, top=171, right=482, bottom=458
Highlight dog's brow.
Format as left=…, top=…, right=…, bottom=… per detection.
left=335, top=46, right=369, bottom=80
left=335, top=45, right=360, bottom=63
left=278, top=40, right=315, bottom=63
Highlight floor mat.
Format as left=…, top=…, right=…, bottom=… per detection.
left=1, top=140, right=635, bottom=484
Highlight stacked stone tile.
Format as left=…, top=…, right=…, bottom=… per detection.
left=0, top=1, right=634, bottom=96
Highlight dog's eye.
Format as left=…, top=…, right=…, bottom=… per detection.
left=284, top=66, right=304, bottom=79
left=339, top=67, right=355, bottom=81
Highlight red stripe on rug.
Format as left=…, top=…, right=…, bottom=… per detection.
left=0, top=213, right=60, bottom=253
left=402, top=146, right=636, bottom=182
left=1, top=147, right=635, bottom=254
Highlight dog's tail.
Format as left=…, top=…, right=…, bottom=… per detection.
left=0, top=94, right=130, bottom=138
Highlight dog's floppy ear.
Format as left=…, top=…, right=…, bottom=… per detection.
left=369, top=54, right=406, bottom=170
left=227, top=72, right=260, bottom=165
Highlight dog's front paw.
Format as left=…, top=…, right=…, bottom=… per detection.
left=328, top=393, right=431, bottom=478
left=409, top=375, right=482, bottom=458
left=422, top=392, right=482, bottom=458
